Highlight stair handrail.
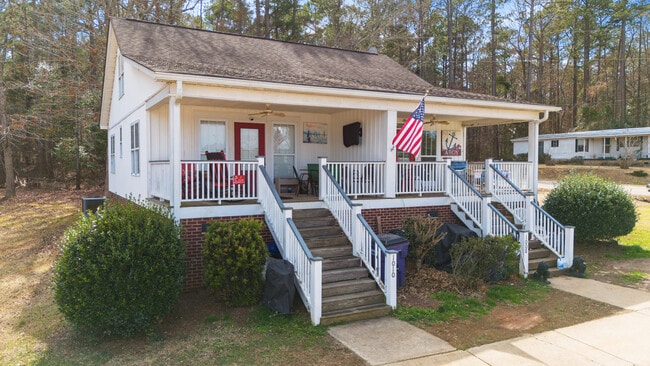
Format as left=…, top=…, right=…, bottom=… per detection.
left=489, top=163, right=530, bottom=226
left=531, top=200, right=575, bottom=269
left=488, top=203, right=529, bottom=277
left=447, top=165, right=484, bottom=230
left=257, top=160, right=323, bottom=325
left=356, top=213, right=398, bottom=307
left=320, top=162, right=397, bottom=308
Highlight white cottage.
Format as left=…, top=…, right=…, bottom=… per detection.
left=100, top=18, right=573, bottom=325
left=512, top=127, right=650, bottom=161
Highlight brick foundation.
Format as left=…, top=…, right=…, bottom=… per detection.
left=361, top=205, right=461, bottom=233
left=108, top=191, right=459, bottom=291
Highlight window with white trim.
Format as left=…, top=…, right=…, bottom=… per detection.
left=575, top=138, right=588, bottom=152
left=199, top=120, right=226, bottom=159
left=550, top=140, right=559, bottom=147
left=420, top=130, right=437, bottom=161
left=118, top=53, right=124, bottom=98
left=110, top=134, right=116, bottom=174
left=273, top=124, right=295, bottom=178
left=130, top=122, right=140, bottom=175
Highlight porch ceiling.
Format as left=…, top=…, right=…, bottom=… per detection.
left=182, top=97, right=531, bottom=127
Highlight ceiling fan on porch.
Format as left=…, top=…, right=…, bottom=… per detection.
left=423, top=115, right=449, bottom=126
left=248, top=104, right=286, bottom=118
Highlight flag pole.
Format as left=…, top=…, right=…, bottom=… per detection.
left=391, top=90, right=430, bottom=152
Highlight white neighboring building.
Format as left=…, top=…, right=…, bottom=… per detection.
left=512, top=127, right=650, bottom=160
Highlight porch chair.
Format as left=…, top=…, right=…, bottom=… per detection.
left=307, top=163, right=319, bottom=195
left=181, top=163, right=198, bottom=199
left=205, top=150, right=245, bottom=197
left=293, top=166, right=309, bottom=195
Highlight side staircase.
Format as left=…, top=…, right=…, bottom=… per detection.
left=488, top=203, right=568, bottom=277
left=293, top=208, right=391, bottom=325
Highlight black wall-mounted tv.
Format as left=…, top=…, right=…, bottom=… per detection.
left=343, top=122, right=362, bottom=147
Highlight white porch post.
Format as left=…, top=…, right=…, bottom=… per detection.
left=385, top=110, right=397, bottom=198
left=256, top=156, right=265, bottom=203
left=318, top=157, right=327, bottom=200
left=444, top=159, right=452, bottom=195
left=518, top=230, right=529, bottom=278
left=484, top=158, right=493, bottom=194
left=385, top=251, right=397, bottom=309
left=528, top=121, right=540, bottom=199
left=169, top=84, right=182, bottom=219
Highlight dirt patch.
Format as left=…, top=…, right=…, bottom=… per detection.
left=398, top=268, right=622, bottom=349
left=572, top=241, right=650, bottom=292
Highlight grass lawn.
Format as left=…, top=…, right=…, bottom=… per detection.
left=1, top=164, right=648, bottom=364
left=0, top=188, right=363, bottom=366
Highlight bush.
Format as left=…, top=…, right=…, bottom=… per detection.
left=450, top=236, right=520, bottom=290
left=203, top=219, right=268, bottom=306
left=543, top=173, right=638, bottom=241
left=402, top=216, right=446, bottom=272
left=630, top=170, right=648, bottom=178
left=53, top=198, right=185, bottom=337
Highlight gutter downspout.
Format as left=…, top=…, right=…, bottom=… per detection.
left=529, top=110, right=549, bottom=201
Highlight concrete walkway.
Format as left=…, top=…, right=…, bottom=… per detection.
left=328, top=277, right=650, bottom=366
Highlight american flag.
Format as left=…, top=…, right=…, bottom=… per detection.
left=392, top=98, right=425, bottom=157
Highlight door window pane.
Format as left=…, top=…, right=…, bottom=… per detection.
left=240, top=128, right=260, bottom=160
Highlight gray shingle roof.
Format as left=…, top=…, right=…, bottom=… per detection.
left=511, top=127, right=650, bottom=142
left=110, top=18, right=524, bottom=103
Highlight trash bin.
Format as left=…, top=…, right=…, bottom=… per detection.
left=82, top=196, right=105, bottom=216
left=262, top=258, right=295, bottom=314
left=376, top=233, right=410, bottom=287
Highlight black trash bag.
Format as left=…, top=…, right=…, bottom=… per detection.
left=431, top=223, right=478, bottom=272
left=262, top=258, right=296, bottom=314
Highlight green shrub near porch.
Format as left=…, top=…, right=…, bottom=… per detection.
left=52, top=198, right=185, bottom=337
left=543, top=173, right=638, bottom=241
left=203, top=219, right=268, bottom=306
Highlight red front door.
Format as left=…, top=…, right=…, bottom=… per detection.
left=234, top=122, right=265, bottom=160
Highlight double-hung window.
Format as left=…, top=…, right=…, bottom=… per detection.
left=118, top=54, right=125, bottom=98
left=130, top=122, right=140, bottom=175
left=110, top=135, right=116, bottom=174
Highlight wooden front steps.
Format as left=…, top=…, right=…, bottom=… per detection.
left=528, top=239, right=567, bottom=277
left=293, top=208, right=391, bottom=325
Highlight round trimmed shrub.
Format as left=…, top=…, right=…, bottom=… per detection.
left=203, top=219, right=268, bottom=306
left=543, top=173, right=638, bottom=241
left=53, top=198, right=185, bottom=337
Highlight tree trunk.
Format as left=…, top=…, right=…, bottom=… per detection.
left=0, top=79, right=15, bottom=199
left=447, top=0, right=455, bottom=89
left=614, top=16, right=627, bottom=126
left=490, top=0, right=496, bottom=96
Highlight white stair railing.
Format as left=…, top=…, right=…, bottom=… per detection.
left=488, top=203, right=529, bottom=277
left=319, top=158, right=397, bottom=308
left=488, top=162, right=531, bottom=226
left=446, top=163, right=484, bottom=232
left=531, top=201, right=575, bottom=269
left=257, top=158, right=323, bottom=325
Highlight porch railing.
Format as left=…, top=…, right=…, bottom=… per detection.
left=180, top=160, right=258, bottom=204
left=149, top=161, right=172, bottom=201
left=531, top=201, right=575, bottom=268
left=494, top=162, right=532, bottom=191
left=396, top=161, right=446, bottom=195
left=257, top=159, right=323, bottom=325
left=320, top=162, right=397, bottom=308
left=326, top=161, right=385, bottom=198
